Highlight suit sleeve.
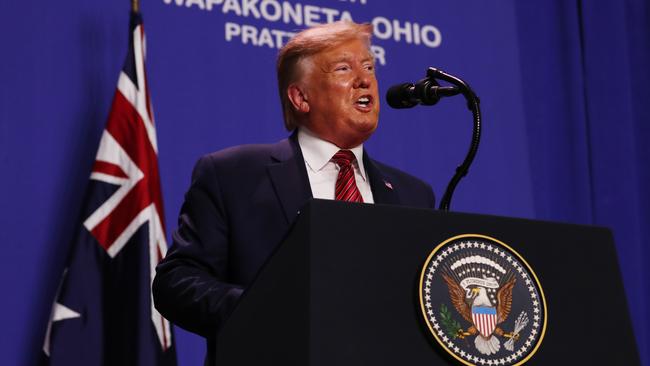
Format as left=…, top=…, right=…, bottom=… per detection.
left=152, top=156, right=242, bottom=338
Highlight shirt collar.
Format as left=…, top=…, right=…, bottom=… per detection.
left=297, top=127, right=368, bottom=181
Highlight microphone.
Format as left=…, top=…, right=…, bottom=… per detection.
left=386, top=79, right=460, bottom=109
left=385, top=67, right=481, bottom=211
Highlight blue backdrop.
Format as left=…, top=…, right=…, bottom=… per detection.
left=1, top=0, right=647, bottom=365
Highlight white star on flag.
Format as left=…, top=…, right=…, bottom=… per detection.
left=42, top=301, right=81, bottom=356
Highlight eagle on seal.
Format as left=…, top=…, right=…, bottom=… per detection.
left=442, top=274, right=517, bottom=355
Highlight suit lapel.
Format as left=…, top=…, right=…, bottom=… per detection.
left=363, top=151, right=400, bottom=205
left=267, top=133, right=313, bottom=224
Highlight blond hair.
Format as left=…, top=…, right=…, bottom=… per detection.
left=276, top=21, right=373, bottom=131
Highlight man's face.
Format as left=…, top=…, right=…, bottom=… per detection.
left=299, top=38, right=379, bottom=148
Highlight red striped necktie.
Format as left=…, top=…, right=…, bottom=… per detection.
left=331, top=150, right=364, bottom=203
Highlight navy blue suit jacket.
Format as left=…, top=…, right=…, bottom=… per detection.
left=152, top=133, right=435, bottom=343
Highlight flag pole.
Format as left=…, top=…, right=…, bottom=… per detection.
left=131, top=0, right=139, bottom=13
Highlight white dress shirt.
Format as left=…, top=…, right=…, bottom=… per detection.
left=297, top=127, right=374, bottom=204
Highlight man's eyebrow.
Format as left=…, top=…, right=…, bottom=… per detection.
left=328, top=55, right=353, bottom=64
left=328, top=54, right=374, bottom=65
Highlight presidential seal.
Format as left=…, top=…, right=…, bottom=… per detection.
left=418, top=234, right=547, bottom=365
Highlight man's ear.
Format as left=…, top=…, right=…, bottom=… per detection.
left=287, top=84, right=310, bottom=114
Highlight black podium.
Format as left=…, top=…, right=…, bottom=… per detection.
left=214, top=200, right=639, bottom=365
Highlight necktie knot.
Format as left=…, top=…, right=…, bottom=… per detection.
left=331, top=150, right=356, bottom=168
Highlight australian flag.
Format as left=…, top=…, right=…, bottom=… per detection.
left=41, top=9, right=176, bottom=366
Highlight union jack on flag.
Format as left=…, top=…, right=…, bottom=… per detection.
left=41, top=10, right=176, bottom=365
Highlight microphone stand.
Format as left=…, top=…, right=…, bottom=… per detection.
left=425, top=67, right=482, bottom=211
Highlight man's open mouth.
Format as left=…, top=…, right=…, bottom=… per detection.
left=355, top=95, right=373, bottom=108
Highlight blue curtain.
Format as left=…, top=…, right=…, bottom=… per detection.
left=516, top=1, right=649, bottom=363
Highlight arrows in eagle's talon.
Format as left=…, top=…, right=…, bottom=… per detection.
left=503, top=332, right=520, bottom=340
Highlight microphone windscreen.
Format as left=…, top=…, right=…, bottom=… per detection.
left=386, top=83, right=417, bottom=109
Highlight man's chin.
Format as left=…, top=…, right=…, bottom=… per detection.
left=353, top=120, right=379, bottom=136
left=342, top=121, right=378, bottom=147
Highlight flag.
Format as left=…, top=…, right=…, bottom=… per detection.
left=41, top=9, right=176, bottom=365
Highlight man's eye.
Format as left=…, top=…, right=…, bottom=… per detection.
left=364, top=64, right=374, bottom=72
left=335, top=65, right=350, bottom=71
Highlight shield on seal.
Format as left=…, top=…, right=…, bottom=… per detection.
left=472, top=306, right=498, bottom=337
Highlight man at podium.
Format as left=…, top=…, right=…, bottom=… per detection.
left=153, top=20, right=435, bottom=361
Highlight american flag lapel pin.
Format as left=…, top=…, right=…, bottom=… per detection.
left=384, top=180, right=393, bottom=190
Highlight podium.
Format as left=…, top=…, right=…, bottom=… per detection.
left=214, top=200, right=639, bottom=365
